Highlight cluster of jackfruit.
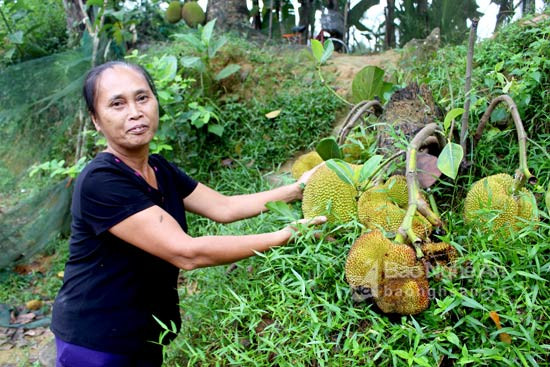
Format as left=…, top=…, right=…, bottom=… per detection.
left=302, top=164, right=360, bottom=222
left=464, top=173, right=539, bottom=233
left=345, top=230, right=429, bottom=315
left=291, top=151, right=324, bottom=180
left=357, top=175, right=433, bottom=239
left=345, top=230, right=458, bottom=315
left=165, top=1, right=205, bottom=28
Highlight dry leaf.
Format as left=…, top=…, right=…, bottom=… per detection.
left=417, top=153, right=441, bottom=188
left=265, top=110, right=281, bottom=119
left=489, top=311, right=512, bottom=344
left=13, top=312, right=36, bottom=325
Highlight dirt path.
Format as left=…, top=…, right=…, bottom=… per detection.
left=278, top=49, right=401, bottom=175
left=324, top=49, right=401, bottom=96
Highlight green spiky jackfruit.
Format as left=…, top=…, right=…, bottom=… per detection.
left=384, top=175, right=408, bottom=207
left=302, top=164, right=359, bottom=222
left=376, top=278, right=430, bottom=315
left=516, top=188, right=539, bottom=224
left=182, top=1, right=205, bottom=28
left=345, top=231, right=390, bottom=289
left=291, top=151, right=323, bottom=179
left=421, top=242, right=458, bottom=271
left=464, top=174, right=539, bottom=232
left=357, top=189, right=431, bottom=239
left=345, top=230, right=430, bottom=315
left=165, top=1, right=182, bottom=23
left=342, top=129, right=376, bottom=163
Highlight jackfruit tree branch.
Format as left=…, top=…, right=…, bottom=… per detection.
left=473, top=95, right=535, bottom=188
left=337, top=100, right=383, bottom=144
left=396, top=123, right=444, bottom=257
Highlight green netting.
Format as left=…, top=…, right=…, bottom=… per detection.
left=0, top=44, right=92, bottom=269
left=0, top=179, right=73, bottom=270
left=0, top=44, right=91, bottom=177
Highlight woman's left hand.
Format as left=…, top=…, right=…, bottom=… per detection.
left=297, top=162, right=325, bottom=186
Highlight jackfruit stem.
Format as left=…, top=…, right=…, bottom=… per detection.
left=337, top=100, right=383, bottom=144
left=397, top=123, right=443, bottom=252
left=474, top=95, right=535, bottom=189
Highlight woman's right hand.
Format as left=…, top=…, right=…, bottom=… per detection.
left=282, top=215, right=327, bottom=242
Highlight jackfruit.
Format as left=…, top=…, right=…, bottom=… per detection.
left=384, top=175, right=408, bottom=207
left=342, top=129, right=376, bottom=163
left=291, top=151, right=323, bottom=180
left=345, top=231, right=390, bottom=290
left=182, top=1, right=205, bottom=28
left=345, top=230, right=430, bottom=315
left=421, top=242, right=458, bottom=275
left=376, top=278, right=430, bottom=315
left=165, top=1, right=182, bottom=23
left=464, top=174, right=538, bottom=232
left=357, top=189, right=431, bottom=239
left=302, top=164, right=359, bottom=222
left=516, top=188, right=539, bottom=224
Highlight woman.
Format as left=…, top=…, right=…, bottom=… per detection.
left=51, top=61, right=325, bottom=366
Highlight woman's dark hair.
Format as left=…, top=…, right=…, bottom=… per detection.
left=82, top=61, right=158, bottom=116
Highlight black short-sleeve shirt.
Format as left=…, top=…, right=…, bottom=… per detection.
left=51, top=152, right=198, bottom=355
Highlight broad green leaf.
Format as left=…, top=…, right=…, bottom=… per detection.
left=7, top=31, right=24, bottom=45
left=157, top=55, right=178, bottom=81
left=207, top=123, right=224, bottom=137
left=325, top=159, right=355, bottom=186
left=316, top=137, right=342, bottom=160
left=201, top=19, right=216, bottom=45
left=443, top=108, right=464, bottom=133
left=181, top=56, right=205, bottom=73
left=174, top=33, right=203, bottom=52
left=311, top=39, right=324, bottom=63
left=351, top=66, right=387, bottom=103
left=208, top=36, right=227, bottom=59
left=358, top=154, right=383, bottom=183
left=214, top=64, right=241, bottom=81
left=320, top=40, right=334, bottom=64
left=437, top=143, right=463, bottom=180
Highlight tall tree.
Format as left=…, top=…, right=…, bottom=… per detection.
left=384, top=0, right=396, bottom=48
left=521, top=0, right=536, bottom=15
left=206, top=0, right=249, bottom=30
left=493, top=0, right=514, bottom=30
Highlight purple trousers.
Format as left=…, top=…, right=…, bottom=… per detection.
left=55, top=337, right=162, bottom=367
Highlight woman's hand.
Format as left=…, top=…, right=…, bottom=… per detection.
left=297, top=162, right=325, bottom=187
left=282, top=215, right=327, bottom=241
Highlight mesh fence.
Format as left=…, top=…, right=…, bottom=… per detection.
left=0, top=44, right=92, bottom=269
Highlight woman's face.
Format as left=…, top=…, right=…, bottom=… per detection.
left=91, top=65, right=159, bottom=154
